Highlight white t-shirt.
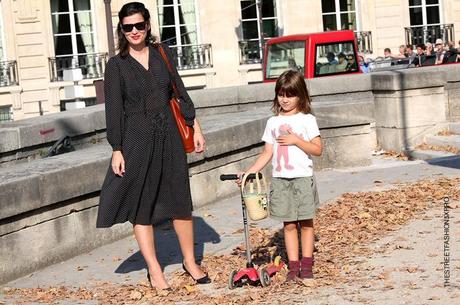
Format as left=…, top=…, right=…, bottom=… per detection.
left=262, top=113, right=320, bottom=178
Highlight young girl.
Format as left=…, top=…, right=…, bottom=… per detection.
left=241, top=69, right=322, bottom=281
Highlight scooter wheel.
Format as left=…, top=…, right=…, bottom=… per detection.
left=228, top=270, right=238, bottom=290
left=258, top=268, right=271, bottom=287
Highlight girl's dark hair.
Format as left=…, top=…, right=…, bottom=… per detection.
left=272, top=70, right=311, bottom=115
left=117, top=2, right=159, bottom=58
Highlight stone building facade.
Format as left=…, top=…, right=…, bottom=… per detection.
left=0, top=0, right=459, bottom=121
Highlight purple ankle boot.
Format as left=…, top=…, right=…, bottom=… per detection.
left=286, top=260, right=300, bottom=282
left=300, top=257, right=314, bottom=279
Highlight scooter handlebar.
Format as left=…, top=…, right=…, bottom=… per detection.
left=219, top=173, right=262, bottom=181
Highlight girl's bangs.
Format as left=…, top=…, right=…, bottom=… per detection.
left=276, top=83, right=297, bottom=97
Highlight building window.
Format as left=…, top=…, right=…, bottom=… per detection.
left=239, top=0, right=279, bottom=64
left=409, top=0, right=440, bottom=27
left=50, top=0, right=95, bottom=57
left=0, top=105, right=13, bottom=122
left=322, top=0, right=358, bottom=31
left=157, top=0, right=199, bottom=46
left=406, top=0, right=447, bottom=45
left=240, top=0, right=279, bottom=44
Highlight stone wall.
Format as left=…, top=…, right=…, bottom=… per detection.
left=373, top=65, right=460, bottom=151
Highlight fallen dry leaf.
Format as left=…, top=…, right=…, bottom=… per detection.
left=428, top=296, right=441, bottom=300
left=406, top=267, right=418, bottom=273
left=129, top=290, right=142, bottom=300
left=184, top=285, right=196, bottom=293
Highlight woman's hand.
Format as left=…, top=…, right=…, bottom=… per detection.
left=193, top=119, right=206, bottom=153
left=194, top=131, right=206, bottom=153
left=111, top=151, right=125, bottom=177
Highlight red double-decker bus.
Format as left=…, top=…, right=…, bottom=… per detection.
left=263, top=30, right=362, bottom=82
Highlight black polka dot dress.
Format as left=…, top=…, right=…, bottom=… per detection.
left=96, top=43, right=195, bottom=228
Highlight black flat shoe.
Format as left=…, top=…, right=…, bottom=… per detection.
left=147, top=272, right=172, bottom=291
left=182, top=262, right=211, bottom=284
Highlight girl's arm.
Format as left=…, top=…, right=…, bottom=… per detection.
left=277, top=130, right=323, bottom=156
left=246, top=143, right=274, bottom=173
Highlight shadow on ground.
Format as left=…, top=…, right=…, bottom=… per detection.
left=427, top=155, right=460, bottom=169
left=114, top=216, right=221, bottom=273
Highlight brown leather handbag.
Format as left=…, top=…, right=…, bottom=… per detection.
left=158, top=45, right=195, bottom=153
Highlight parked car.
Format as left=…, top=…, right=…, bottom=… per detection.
left=263, top=30, right=362, bottom=82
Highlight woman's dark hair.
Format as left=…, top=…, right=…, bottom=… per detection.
left=272, top=70, right=311, bottom=115
left=117, top=2, right=159, bottom=57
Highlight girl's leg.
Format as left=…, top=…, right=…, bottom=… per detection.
left=173, top=216, right=206, bottom=279
left=133, top=224, right=170, bottom=289
left=284, top=221, right=300, bottom=281
left=299, top=219, right=315, bottom=279
left=284, top=221, right=300, bottom=261
left=299, top=219, right=314, bottom=257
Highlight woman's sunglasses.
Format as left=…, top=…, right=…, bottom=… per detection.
left=121, top=21, right=147, bottom=32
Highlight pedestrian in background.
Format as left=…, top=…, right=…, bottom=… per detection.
left=358, top=55, right=369, bottom=73
left=426, top=42, right=434, bottom=55
left=434, top=38, right=446, bottom=64
left=394, top=44, right=407, bottom=59
left=406, top=44, right=416, bottom=64
left=383, top=47, right=392, bottom=58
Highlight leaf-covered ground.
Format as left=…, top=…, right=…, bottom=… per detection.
left=415, top=143, right=460, bottom=155
left=2, top=177, right=459, bottom=305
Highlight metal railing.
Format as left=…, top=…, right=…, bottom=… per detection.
left=405, top=24, right=455, bottom=46
left=355, top=31, right=373, bottom=54
left=0, top=106, right=13, bottom=122
left=367, top=57, right=411, bottom=72
left=239, top=40, right=263, bottom=65
left=366, top=51, right=459, bottom=72
left=49, top=53, right=108, bottom=82
left=168, top=44, right=213, bottom=70
left=0, top=60, right=19, bottom=87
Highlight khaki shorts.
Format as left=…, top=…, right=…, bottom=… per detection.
left=269, top=176, right=320, bottom=222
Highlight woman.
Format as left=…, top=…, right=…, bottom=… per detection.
left=426, top=42, right=434, bottom=56
left=96, top=2, right=209, bottom=290
left=391, top=45, right=407, bottom=59
left=357, top=55, right=369, bottom=73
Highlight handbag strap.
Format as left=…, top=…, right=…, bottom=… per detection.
left=158, top=44, right=181, bottom=99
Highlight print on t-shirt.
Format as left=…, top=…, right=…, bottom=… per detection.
left=271, top=123, right=305, bottom=172
left=262, top=113, right=320, bottom=178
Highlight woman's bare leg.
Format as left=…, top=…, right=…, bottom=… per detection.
left=133, top=224, right=170, bottom=289
left=173, top=216, right=206, bottom=279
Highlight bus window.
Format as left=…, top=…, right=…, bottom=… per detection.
left=315, top=41, right=358, bottom=76
left=266, top=41, right=305, bottom=79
